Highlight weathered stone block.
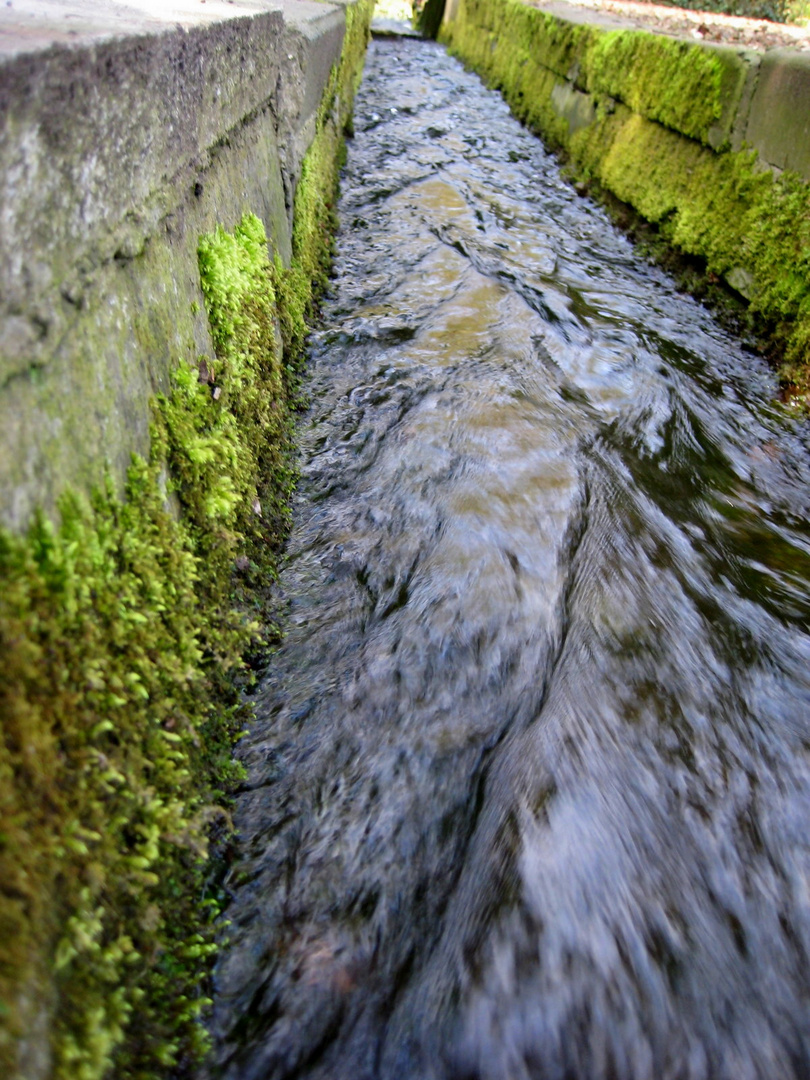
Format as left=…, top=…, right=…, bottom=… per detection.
left=0, top=0, right=352, bottom=531
left=745, top=48, right=810, bottom=180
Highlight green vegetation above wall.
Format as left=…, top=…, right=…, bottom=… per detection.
left=631, top=0, right=809, bottom=27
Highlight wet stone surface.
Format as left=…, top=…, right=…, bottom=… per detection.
left=212, top=35, right=810, bottom=1080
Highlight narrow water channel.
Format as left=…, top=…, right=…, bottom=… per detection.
left=212, top=33, right=810, bottom=1080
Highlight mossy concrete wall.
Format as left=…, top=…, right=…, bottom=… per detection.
left=439, top=0, right=810, bottom=383
left=0, top=0, right=352, bottom=532
left=0, top=2, right=373, bottom=1077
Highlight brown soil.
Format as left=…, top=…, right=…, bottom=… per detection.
left=536, top=0, right=810, bottom=49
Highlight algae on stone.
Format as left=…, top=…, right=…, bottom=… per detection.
left=0, top=1, right=374, bottom=1077
left=440, top=0, right=810, bottom=385
left=0, top=211, right=287, bottom=1080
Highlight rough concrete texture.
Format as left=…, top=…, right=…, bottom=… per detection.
left=0, top=0, right=297, bottom=56
left=744, top=48, right=810, bottom=177
left=0, top=0, right=352, bottom=531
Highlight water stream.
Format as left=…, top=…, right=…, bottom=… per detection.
left=212, top=33, right=810, bottom=1080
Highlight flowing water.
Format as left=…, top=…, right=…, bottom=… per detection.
left=212, top=33, right=810, bottom=1080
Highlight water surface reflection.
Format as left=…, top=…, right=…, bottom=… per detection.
left=213, top=35, right=810, bottom=1080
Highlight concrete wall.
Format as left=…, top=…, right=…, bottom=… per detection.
left=0, top=0, right=355, bottom=531
left=744, top=47, right=810, bottom=177
left=439, top=0, right=810, bottom=378
left=440, top=0, right=810, bottom=175
left=0, top=9, right=372, bottom=1078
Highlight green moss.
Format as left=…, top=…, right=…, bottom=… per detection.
left=584, top=31, right=729, bottom=145
left=0, top=211, right=289, bottom=1080
left=0, top=462, right=235, bottom=1080
left=441, top=0, right=810, bottom=384
left=442, top=0, right=747, bottom=145
left=0, top=1, right=375, bottom=1076
left=275, top=0, right=373, bottom=374
left=161, top=212, right=294, bottom=580
left=570, top=106, right=810, bottom=375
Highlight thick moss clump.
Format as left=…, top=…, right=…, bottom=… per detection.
left=0, top=212, right=287, bottom=1080
left=584, top=31, right=743, bottom=146
left=440, top=0, right=810, bottom=386
left=0, top=1, right=373, bottom=1076
left=441, top=0, right=746, bottom=144
left=161, top=214, right=294, bottom=596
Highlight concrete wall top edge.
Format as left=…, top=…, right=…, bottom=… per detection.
left=536, top=0, right=654, bottom=34
left=281, top=0, right=351, bottom=38
left=0, top=0, right=307, bottom=59
left=0, top=0, right=350, bottom=384
left=0, top=11, right=285, bottom=350
left=531, top=0, right=810, bottom=51
left=0, top=0, right=362, bottom=528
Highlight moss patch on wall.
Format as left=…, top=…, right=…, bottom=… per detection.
left=274, top=0, right=373, bottom=374
left=0, top=2, right=373, bottom=1077
left=443, top=0, right=749, bottom=146
left=584, top=31, right=743, bottom=147
left=440, top=0, right=810, bottom=388
left=0, top=212, right=286, bottom=1080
